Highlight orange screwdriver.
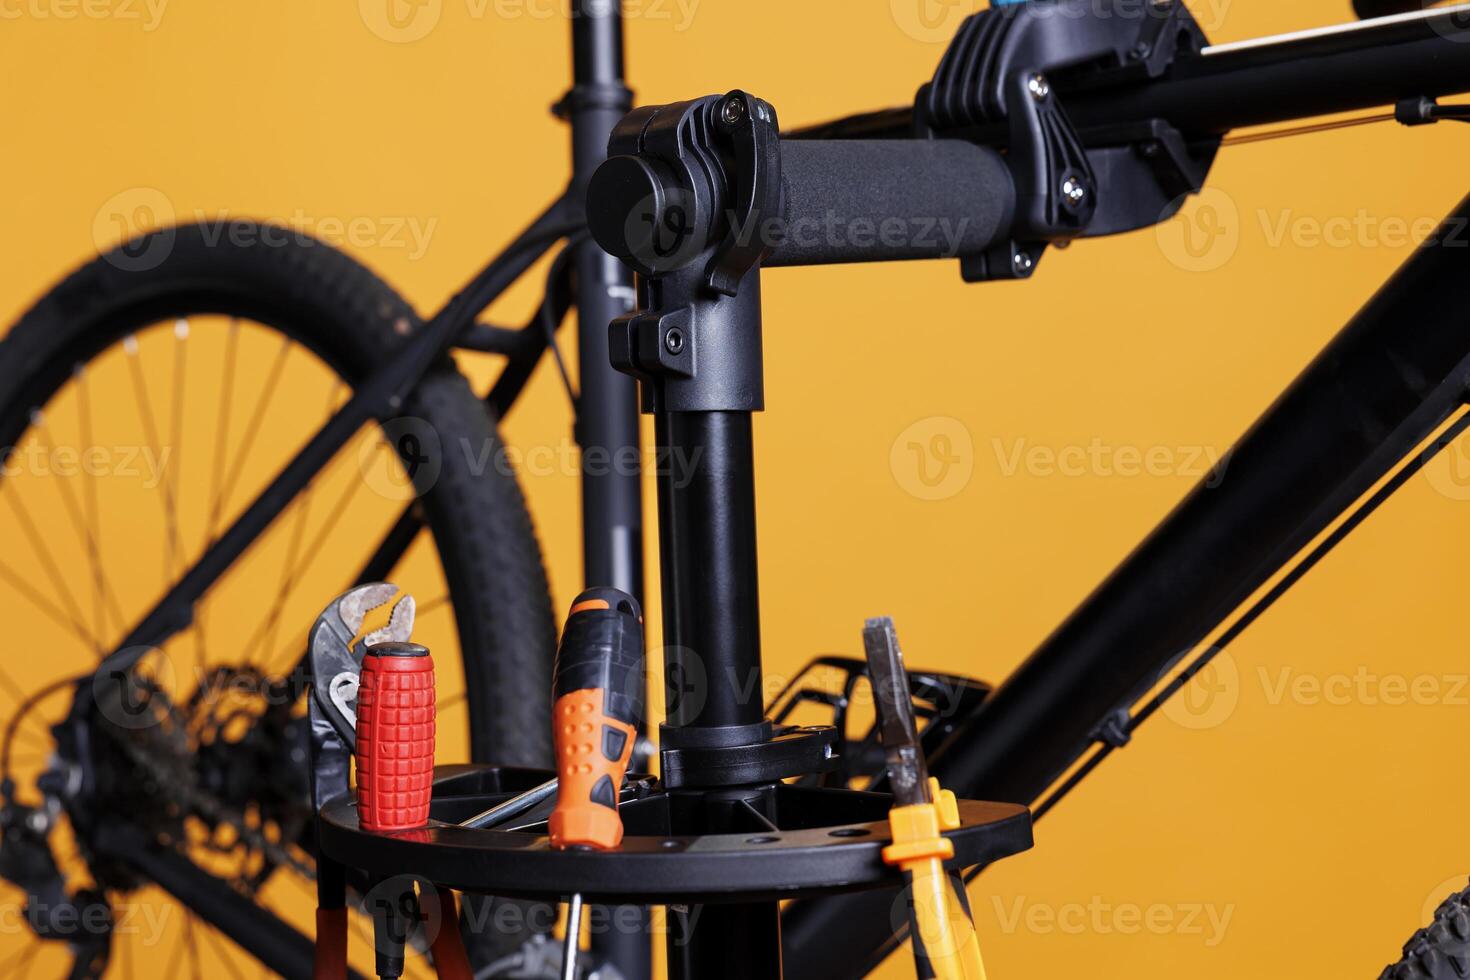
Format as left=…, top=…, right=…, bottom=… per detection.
left=548, top=587, right=644, bottom=980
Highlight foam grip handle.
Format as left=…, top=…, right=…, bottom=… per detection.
left=355, top=641, right=436, bottom=832
left=549, top=588, right=644, bottom=850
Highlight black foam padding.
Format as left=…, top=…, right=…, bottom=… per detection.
left=767, top=139, right=1015, bottom=266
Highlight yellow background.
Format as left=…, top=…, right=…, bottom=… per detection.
left=3, top=0, right=1470, bottom=977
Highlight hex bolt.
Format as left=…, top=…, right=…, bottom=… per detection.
left=1012, top=251, right=1034, bottom=276
left=665, top=328, right=686, bottom=354
left=721, top=97, right=745, bottom=125
left=1062, top=177, right=1088, bottom=207
left=1027, top=73, right=1050, bottom=101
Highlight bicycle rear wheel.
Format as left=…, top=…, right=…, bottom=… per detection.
left=0, top=222, right=556, bottom=978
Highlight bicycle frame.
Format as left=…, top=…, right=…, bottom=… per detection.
left=65, top=3, right=1470, bottom=979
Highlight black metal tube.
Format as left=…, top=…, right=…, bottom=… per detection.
left=656, top=411, right=766, bottom=733
left=1065, top=6, right=1470, bottom=137
left=783, top=195, right=1470, bottom=978
left=787, top=7, right=1470, bottom=143
left=570, top=1, right=643, bottom=615
left=570, top=7, right=650, bottom=978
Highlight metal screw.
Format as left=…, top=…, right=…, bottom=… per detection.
left=1062, top=177, right=1088, bottom=207
left=721, top=97, right=746, bottom=125
left=665, top=328, right=685, bottom=354
left=1012, top=251, right=1034, bottom=276
left=1027, top=74, right=1050, bottom=101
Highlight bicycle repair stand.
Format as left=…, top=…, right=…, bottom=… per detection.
left=316, top=0, right=1239, bottom=971
left=316, top=91, right=1035, bottom=980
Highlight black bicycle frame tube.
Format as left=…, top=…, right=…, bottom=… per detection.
left=782, top=194, right=1470, bottom=978
left=570, top=1, right=643, bottom=602
left=568, top=4, right=650, bottom=977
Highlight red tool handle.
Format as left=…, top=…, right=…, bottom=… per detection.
left=549, top=588, right=644, bottom=850
left=355, top=641, right=436, bottom=832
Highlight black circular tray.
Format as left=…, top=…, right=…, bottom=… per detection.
left=318, top=765, right=1032, bottom=904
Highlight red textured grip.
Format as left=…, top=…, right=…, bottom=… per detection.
left=355, top=646, right=435, bottom=832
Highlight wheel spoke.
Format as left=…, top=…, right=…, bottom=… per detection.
left=211, top=336, right=291, bottom=540
left=0, top=488, right=97, bottom=653
left=184, top=913, right=202, bottom=980
left=33, top=405, right=127, bottom=642
left=123, top=334, right=185, bottom=585
left=0, top=940, right=40, bottom=978
left=255, top=383, right=345, bottom=669
left=193, top=319, right=243, bottom=670
left=255, top=448, right=371, bottom=671
left=165, top=318, right=190, bottom=582
left=198, top=919, right=247, bottom=980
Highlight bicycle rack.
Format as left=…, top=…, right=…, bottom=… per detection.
left=317, top=765, right=1031, bottom=907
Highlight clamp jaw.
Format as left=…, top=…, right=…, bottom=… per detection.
left=917, top=0, right=1218, bottom=281
left=587, top=89, right=782, bottom=414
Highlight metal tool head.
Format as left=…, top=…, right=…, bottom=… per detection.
left=308, top=583, right=415, bottom=749
left=862, top=616, right=931, bottom=808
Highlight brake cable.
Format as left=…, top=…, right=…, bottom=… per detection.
left=1024, top=407, right=1470, bottom=829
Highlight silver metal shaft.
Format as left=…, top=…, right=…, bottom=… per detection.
left=1203, top=2, right=1470, bottom=57
left=562, top=892, right=584, bottom=980
left=457, top=777, right=558, bottom=830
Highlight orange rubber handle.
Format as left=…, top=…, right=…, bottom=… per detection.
left=548, top=589, right=643, bottom=851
